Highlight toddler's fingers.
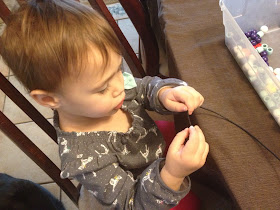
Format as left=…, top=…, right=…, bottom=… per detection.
left=173, top=90, right=194, bottom=110
left=169, top=128, right=189, bottom=151
left=183, top=126, right=199, bottom=152
left=199, top=95, right=204, bottom=106
left=167, top=100, right=189, bottom=112
left=201, top=142, right=209, bottom=164
left=195, top=126, right=205, bottom=143
left=195, top=126, right=207, bottom=155
left=182, top=87, right=203, bottom=105
left=196, top=137, right=207, bottom=159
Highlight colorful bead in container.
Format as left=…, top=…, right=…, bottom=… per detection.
left=240, top=25, right=280, bottom=85
left=242, top=25, right=280, bottom=122
left=244, top=26, right=277, bottom=69
left=221, top=0, right=280, bottom=126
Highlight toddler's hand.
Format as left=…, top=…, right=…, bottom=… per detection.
left=158, top=86, right=204, bottom=114
left=161, top=126, right=209, bottom=190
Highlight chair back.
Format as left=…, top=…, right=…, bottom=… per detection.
left=88, top=0, right=160, bottom=77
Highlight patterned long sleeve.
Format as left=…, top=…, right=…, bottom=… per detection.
left=126, top=76, right=188, bottom=114
left=59, top=135, right=190, bottom=209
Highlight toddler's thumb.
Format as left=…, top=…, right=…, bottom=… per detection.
left=169, top=128, right=189, bottom=151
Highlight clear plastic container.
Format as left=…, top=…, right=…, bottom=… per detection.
left=219, top=0, right=280, bottom=126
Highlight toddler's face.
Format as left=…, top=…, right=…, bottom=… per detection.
left=56, top=48, right=125, bottom=119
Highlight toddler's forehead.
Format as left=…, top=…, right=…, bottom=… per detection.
left=62, top=47, right=121, bottom=86
left=68, top=48, right=106, bottom=79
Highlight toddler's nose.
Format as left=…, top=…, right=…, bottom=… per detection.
left=112, top=72, right=124, bottom=97
left=112, top=87, right=123, bottom=97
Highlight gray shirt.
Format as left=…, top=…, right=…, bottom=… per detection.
left=54, top=75, right=191, bottom=209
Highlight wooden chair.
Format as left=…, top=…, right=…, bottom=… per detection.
left=0, top=79, right=80, bottom=207
left=88, top=0, right=160, bottom=78
left=0, top=0, right=160, bottom=207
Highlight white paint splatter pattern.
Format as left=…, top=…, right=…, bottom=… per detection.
left=121, top=145, right=131, bottom=155
left=140, top=145, right=149, bottom=163
left=78, top=156, right=93, bottom=170
left=88, top=190, right=98, bottom=197
left=155, top=144, right=162, bottom=159
left=77, top=154, right=83, bottom=158
left=141, top=168, right=154, bottom=192
left=109, top=175, right=123, bottom=192
left=135, top=127, right=147, bottom=143
left=60, top=138, right=70, bottom=156
left=95, top=144, right=109, bottom=157
left=108, top=131, right=117, bottom=142
left=149, top=126, right=158, bottom=136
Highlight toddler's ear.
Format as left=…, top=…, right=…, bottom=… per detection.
left=30, top=90, right=61, bottom=109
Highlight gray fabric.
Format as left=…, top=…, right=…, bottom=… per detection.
left=147, top=0, right=280, bottom=209
left=54, top=76, right=190, bottom=209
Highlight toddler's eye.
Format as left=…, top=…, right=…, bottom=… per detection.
left=99, top=87, right=107, bottom=94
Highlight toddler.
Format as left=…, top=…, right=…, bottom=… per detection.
left=0, top=0, right=209, bottom=209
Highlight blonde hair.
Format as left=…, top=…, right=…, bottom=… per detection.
left=0, top=0, right=121, bottom=92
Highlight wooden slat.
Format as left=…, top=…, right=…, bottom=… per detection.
left=0, top=0, right=11, bottom=23
left=119, top=0, right=159, bottom=76
left=0, top=111, right=80, bottom=206
left=0, top=73, right=57, bottom=143
left=88, top=0, right=146, bottom=78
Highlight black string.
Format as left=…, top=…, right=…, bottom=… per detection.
left=199, top=106, right=280, bottom=162
left=186, top=112, right=192, bottom=126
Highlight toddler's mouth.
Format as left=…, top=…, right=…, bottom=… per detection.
left=114, top=98, right=124, bottom=110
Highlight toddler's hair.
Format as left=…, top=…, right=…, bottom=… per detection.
left=0, top=0, right=121, bottom=92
